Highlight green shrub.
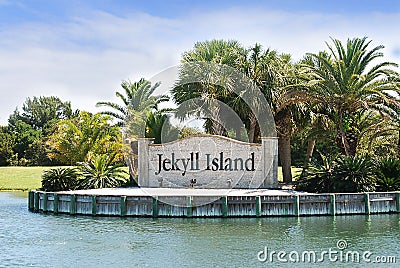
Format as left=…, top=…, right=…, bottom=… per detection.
left=375, top=158, right=400, bottom=191
left=296, top=154, right=335, bottom=193
left=333, top=156, right=376, bottom=192
left=78, top=154, right=128, bottom=189
left=376, top=177, right=400, bottom=192
left=296, top=155, right=376, bottom=193
left=41, top=167, right=79, bottom=191
left=121, top=175, right=138, bottom=187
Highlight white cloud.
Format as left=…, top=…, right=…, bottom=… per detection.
left=0, top=7, right=399, bottom=124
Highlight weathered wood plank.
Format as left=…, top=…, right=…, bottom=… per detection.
left=29, top=191, right=400, bottom=217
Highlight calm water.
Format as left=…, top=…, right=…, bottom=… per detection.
left=0, top=192, right=399, bottom=268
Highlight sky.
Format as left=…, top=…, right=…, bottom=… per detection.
left=1, top=0, right=400, bottom=125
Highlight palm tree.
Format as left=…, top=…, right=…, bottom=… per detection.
left=97, top=78, right=173, bottom=180
left=96, top=78, right=168, bottom=127
left=303, top=37, right=400, bottom=156
left=172, top=40, right=247, bottom=137
left=244, top=47, right=308, bottom=183
left=145, top=112, right=179, bottom=144
left=78, top=154, right=128, bottom=189
left=297, top=52, right=337, bottom=169
left=240, top=46, right=301, bottom=183
left=41, top=167, right=79, bottom=191
left=47, top=111, right=122, bottom=165
left=174, top=40, right=302, bottom=183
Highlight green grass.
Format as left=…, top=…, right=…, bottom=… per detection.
left=0, top=166, right=60, bottom=191
left=0, top=166, right=303, bottom=191
left=278, top=167, right=303, bottom=182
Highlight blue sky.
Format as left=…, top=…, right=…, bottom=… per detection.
left=1, top=0, right=400, bottom=124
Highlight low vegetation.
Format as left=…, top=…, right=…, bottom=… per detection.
left=296, top=156, right=400, bottom=193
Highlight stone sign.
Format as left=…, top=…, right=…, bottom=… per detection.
left=138, top=135, right=278, bottom=189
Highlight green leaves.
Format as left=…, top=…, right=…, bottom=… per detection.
left=77, top=154, right=128, bottom=189
left=96, top=78, right=167, bottom=128
left=17, top=96, right=74, bottom=130
left=46, top=111, right=123, bottom=165
left=40, top=156, right=129, bottom=191
left=297, top=155, right=400, bottom=193
left=303, top=37, right=400, bottom=156
left=41, top=167, right=79, bottom=192
left=375, top=158, right=400, bottom=191
left=145, top=112, right=179, bottom=144
left=296, top=155, right=376, bottom=193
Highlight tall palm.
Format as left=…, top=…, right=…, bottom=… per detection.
left=298, top=52, right=337, bottom=169
left=145, top=112, right=179, bottom=144
left=172, top=40, right=247, bottom=136
left=96, top=78, right=168, bottom=127
left=174, top=41, right=301, bottom=183
left=241, top=46, right=303, bottom=182
left=303, top=37, right=400, bottom=156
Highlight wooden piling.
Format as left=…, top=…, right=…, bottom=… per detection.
left=91, top=195, right=97, bottom=216
left=221, top=196, right=228, bottom=217
left=152, top=196, right=159, bottom=218
left=294, top=195, right=300, bottom=216
left=364, top=193, right=370, bottom=215
left=42, top=193, right=48, bottom=212
left=34, top=191, right=39, bottom=212
left=186, top=196, right=193, bottom=218
left=256, top=196, right=262, bottom=217
left=53, top=193, right=58, bottom=214
left=70, top=194, right=76, bottom=215
left=330, top=194, right=336, bottom=216
left=120, top=196, right=127, bottom=217
left=396, top=192, right=400, bottom=213
left=28, top=191, right=34, bottom=211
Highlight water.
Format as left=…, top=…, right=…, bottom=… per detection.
left=0, top=192, right=399, bottom=268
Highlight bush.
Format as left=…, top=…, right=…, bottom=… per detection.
left=333, top=156, right=376, bottom=192
left=78, top=154, right=128, bottom=189
left=375, top=158, right=400, bottom=191
left=41, top=167, right=79, bottom=191
left=295, top=154, right=335, bottom=193
left=121, top=174, right=138, bottom=187
left=296, top=155, right=376, bottom=193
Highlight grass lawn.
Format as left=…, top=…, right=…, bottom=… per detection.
left=0, top=166, right=55, bottom=191
left=0, top=166, right=303, bottom=191
left=278, top=167, right=302, bottom=182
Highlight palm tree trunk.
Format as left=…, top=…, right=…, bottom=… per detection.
left=278, top=134, right=292, bottom=183
left=303, top=139, right=316, bottom=169
left=346, top=132, right=357, bottom=156
left=235, top=126, right=241, bottom=141
left=397, top=129, right=400, bottom=159
left=211, top=105, right=227, bottom=136
left=248, top=115, right=257, bottom=143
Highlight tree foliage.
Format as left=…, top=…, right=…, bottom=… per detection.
left=78, top=154, right=128, bottom=189
left=296, top=155, right=376, bottom=193
left=41, top=167, right=80, bottom=192
left=12, top=96, right=75, bottom=130
left=302, top=37, right=400, bottom=156
left=375, top=158, right=400, bottom=191
left=173, top=40, right=303, bottom=182
left=47, top=111, right=123, bottom=165
left=96, top=78, right=168, bottom=127
left=0, top=126, right=15, bottom=166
